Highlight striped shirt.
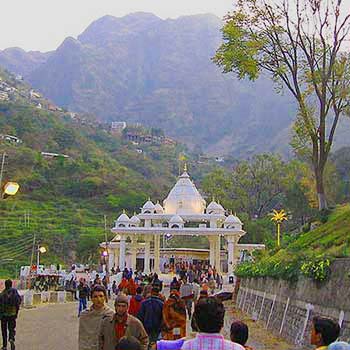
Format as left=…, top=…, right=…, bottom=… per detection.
left=181, top=333, right=245, bottom=350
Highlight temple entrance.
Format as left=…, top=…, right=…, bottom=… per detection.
left=101, top=169, right=265, bottom=275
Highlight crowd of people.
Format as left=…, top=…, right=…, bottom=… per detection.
left=76, top=267, right=350, bottom=350
left=1, top=272, right=350, bottom=350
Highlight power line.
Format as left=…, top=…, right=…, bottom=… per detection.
left=0, top=241, right=33, bottom=252
left=0, top=235, right=34, bottom=245
left=1, top=247, right=33, bottom=260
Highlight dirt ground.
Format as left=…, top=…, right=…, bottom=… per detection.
left=13, top=298, right=296, bottom=350
left=222, top=301, right=295, bottom=350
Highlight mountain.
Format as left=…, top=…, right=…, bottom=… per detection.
left=0, top=47, right=51, bottom=77
left=1, top=13, right=349, bottom=157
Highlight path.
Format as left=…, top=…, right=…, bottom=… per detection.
left=14, top=299, right=295, bottom=350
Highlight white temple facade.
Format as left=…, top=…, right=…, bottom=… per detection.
left=101, top=169, right=264, bottom=275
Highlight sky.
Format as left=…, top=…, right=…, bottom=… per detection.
left=0, top=0, right=234, bottom=52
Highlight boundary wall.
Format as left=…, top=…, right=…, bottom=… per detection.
left=236, top=258, right=350, bottom=347
left=22, top=290, right=74, bottom=307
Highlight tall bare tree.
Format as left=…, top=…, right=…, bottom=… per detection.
left=214, top=0, right=350, bottom=210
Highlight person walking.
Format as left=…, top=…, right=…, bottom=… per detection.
left=77, top=279, right=89, bottom=317
left=137, top=285, right=164, bottom=345
left=0, top=280, right=21, bottom=350
left=208, top=277, right=216, bottom=295
left=162, top=289, right=186, bottom=340
left=78, top=285, right=114, bottom=350
left=182, top=297, right=245, bottom=350
left=192, top=279, right=200, bottom=303
left=128, top=287, right=144, bottom=317
left=179, top=277, right=193, bottom=319
left=98, top=294, right=148, bottom=350
left=169, top=277, right=180, bottom=291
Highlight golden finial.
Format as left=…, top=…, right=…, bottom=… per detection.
left=123, top=209, right=126, bottom=214
left=184, top=163, right=187, bottom=172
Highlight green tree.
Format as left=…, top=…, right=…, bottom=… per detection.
left=203, top=154, right=285, bottom=218
left=202, top=168, right=233, bottom=209
left=231, top=154, right=285, bottom=218
left=214, top=0, right=350, bottom=210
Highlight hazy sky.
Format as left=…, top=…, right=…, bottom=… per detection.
left=0, top=0, right=234, bottom=52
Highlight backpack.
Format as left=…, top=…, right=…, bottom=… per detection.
left=1, top=289, right=21, bottom=307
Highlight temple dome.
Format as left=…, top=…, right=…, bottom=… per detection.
left=115, top=213, right=130, bottom=227
left=224, top=214, right=242, bottom=229
left=207, top=201, right=220, bottom=213
left=154, top=202, right=164, bottom=214
left=142, top=199, right=155, bottom=213
left=130, top=215, right=141, bottom=226
left=169, top=214, right=184, bottom=224
left=117, top=213, right=130, bottom=222
left=169, top=214, right=184, bottom=228
left=163, top=171, right=206, bottom=215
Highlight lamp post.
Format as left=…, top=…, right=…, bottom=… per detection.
left=0, top=152, right=20, bottom=199
left=270, top=209, right=288, bottom=247
left=37, top=245, right=47, bottom=272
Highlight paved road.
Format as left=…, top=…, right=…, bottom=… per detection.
left=14, top=299, right=294, bottom=350
left=16, top=302, right=78, bottom=350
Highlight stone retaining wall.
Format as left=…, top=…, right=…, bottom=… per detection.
left=236, top=258, right=350, bottom=347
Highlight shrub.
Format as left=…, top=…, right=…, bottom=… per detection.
left=300, top=258, right=331, bottom=282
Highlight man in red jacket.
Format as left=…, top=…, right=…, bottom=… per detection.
left=128, top=287, right=143, bottom=316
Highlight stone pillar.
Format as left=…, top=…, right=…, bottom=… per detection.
left=131, top=239, right=138, bottom=272
left=208, top=236, right=216, bottom=268
left=210, top=219, right=217, bottom=228
left=108, top=249, right=115, bottom=272
left=144, top=236, right=151, bottom=274
left=145, top=219, right=151, bottom=228
left=154, top=234, right=161, bottom=274
left=227, top=236, right=234, bottom=276
left=119, top=235, right=126, bottom=270
left=215, top=235, right=221, bottom=273
left=227, top=236, right=239, bottom=275
left=114, top=248, right=120, bottom=270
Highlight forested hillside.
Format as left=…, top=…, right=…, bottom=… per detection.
left=0, top=69, right=190, bottom=277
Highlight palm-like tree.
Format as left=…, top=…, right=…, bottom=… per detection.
left=270, top=209, right=288, bottom=247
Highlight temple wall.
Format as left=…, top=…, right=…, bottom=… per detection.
left=236, top=258, right=350, bottom=347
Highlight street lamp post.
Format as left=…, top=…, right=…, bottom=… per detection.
left=37, top=245, right=47, bottom=272
left=0, top=152, right=20, bottom=199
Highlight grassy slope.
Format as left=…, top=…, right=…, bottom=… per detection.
left=235, top=205, right=350, bottom=281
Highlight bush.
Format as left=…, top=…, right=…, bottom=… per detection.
left=302, top=222, right=311, bottom=233
left=317, top=208, right=332, bottom=223
left=235, top=255, right=333, bottom=283
left=300, top=258, right=331, bottom=282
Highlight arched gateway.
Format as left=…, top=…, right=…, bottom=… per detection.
left=100, top=169, right=264, bottom=275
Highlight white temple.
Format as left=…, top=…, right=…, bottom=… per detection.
left=101, top=168, right=264, bottom=275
